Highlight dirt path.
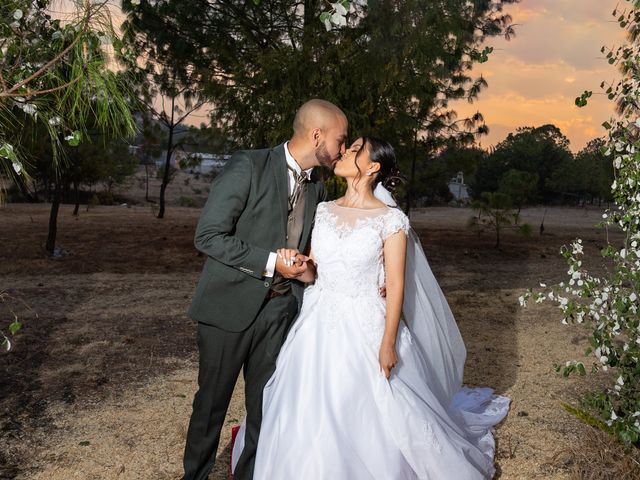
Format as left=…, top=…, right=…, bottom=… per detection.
left=0, top=204, right=621, bottom=479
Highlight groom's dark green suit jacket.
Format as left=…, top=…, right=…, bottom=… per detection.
left=188, top=143, right=326, bottom=332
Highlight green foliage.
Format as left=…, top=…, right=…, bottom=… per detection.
left=178, top=154, right=204, bottom=171
left=498, top=169, right=539, bottom=219
left=179, top=196, right=197, bottom=208
left=470, top=191, right=530, bottom=248
left=122, top=0, right=517, bottom=212
left=521, top=0, right=640, bottom=444
left=0, top=1, right=137, bottom=343
left=0, top=0, right=137, bottom=194
left=470, top=124, right=573, bottom=203
left=546, top=138, right=614, bottom=204
left=1, top=290, right=33, bottom=352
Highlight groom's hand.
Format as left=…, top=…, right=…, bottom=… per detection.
left=275, top=248, right=309, bottom=279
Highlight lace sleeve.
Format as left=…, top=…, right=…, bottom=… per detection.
left=382, top=208, right=410, bottom=240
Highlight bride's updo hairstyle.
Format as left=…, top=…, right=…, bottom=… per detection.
left=356, top=136, right=404, bottom=193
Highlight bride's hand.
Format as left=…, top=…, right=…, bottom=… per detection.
left=379, top=343, right=398, bottom=379
left=277, top=248, right=309, bottom=267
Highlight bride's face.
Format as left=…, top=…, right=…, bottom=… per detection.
left=334, top=138, right=379, bottom=181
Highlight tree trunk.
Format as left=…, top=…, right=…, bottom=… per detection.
left=404, top=130, right=419, bottom=215
left=158, top=129, right=174, bottom=219
left=13, top=174, right=36, bottom=202
left=158, top=97, right=176, bottom=219
left=73, top=181, right=80, bottom=216
left=46, top=180, right=61, bottom=255
left=145, top=163, right=150, bottom=202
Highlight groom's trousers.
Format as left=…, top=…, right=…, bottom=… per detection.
left=182, top=293, right=299, bottom=480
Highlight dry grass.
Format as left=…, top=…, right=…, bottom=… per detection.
left=0, top=202, right=636, bottom=479
left=548, top=426, right=640, bottom=480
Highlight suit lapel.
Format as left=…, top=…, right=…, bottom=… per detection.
left=270, top=144, right=289, bottom=236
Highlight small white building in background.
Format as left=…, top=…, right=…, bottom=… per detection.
left=153, top=151, right=230, bottom=174
left=185, top=153, right=230, bottom=174
left=448, top=171, right=470, bottom=202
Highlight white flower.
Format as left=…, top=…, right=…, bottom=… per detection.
left=600, top=355, right=608, bottom=363
left=13, top=9, right=23, bottom=20
left=333, top=2, right=348, bottom=15
left=48, top=116, right=61, bottom=126
left=331, top=11, right=347, bottom=26
left=611, top=410, right=618, bottom=420
left=21, top=103, right=37, bottom=115
left=131, top=0, right=141, bottom=4
left=539, top=282, right=547, bottom=288
left=518, top=296, right=526, bottom=307
left=617, top=375, right=624, bottom=385
left=630, top=292, right=638, bottom=302
left=12, top=161, right=22, bottom=175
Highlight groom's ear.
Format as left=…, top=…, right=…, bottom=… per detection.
left=311, top=128, right=321, bottom=146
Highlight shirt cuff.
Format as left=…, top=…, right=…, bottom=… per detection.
left=263, top=252, right=277, bottom=278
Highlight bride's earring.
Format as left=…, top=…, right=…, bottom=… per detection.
left=366, top=171, right=372, bottom=176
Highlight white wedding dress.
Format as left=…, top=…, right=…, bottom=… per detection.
left=233, top=200, right=510, bottom=479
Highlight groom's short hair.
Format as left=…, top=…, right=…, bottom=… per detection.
left=293, top=99, right=345, bottom=136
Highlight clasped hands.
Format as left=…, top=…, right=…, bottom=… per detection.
left=275, top=248, right=311, bottom=279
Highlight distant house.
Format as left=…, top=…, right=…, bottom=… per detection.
left=448, top=171, right=470, bottom=202
left=152, top=151, right=230, bottom=173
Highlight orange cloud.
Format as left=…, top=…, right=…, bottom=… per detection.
left=453, top=0, right=626, bottom=152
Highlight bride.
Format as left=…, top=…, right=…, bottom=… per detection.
left=232, top=136, right=510, bottom=479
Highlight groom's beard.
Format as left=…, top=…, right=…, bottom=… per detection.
left=315, top=142, right=336, bottom=170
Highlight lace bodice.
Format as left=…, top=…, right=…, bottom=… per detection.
left=310, top=201, right=410, bottom=297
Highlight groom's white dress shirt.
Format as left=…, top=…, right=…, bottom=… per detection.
left=262, top=142, right=313, bottom=278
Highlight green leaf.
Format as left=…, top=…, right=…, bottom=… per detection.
left=79, top=441, right=91, bottom=446
left=8, top=321, right=21, bottom=335
left=320, top=12, right=331, bottom=22
left=66, top=131, right=82, bottom=147
left=0, top=143, right=17, bottom=162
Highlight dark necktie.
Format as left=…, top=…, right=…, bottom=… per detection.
left=287, top=165, right=308, bottom=213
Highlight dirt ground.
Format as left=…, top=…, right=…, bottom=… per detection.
left=0, top=200, right=629, bottom=479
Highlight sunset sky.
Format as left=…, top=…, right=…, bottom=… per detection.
left=62, top=0, right=628, bottom=153
left=456, top=0, right=627, bottom=152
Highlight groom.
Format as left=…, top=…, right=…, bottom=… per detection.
left=182, top=99, right=348, bottom=480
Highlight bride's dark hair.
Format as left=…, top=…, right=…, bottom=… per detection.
left=355, top=136, right=404, bottom=192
